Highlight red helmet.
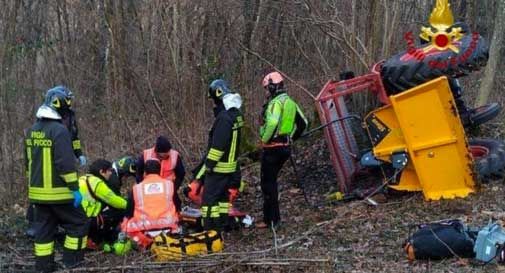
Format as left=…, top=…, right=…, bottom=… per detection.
left=262, top=72, right=284, bottom=88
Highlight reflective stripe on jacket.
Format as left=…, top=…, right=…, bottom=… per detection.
left=260, top=92, right=307, bottom=144
left=143, top=148, right=179, bottom=181
left=122, top=174, right=178, bottom=232
left=200, top=107, right=243, bottom=176
left=25, top=119, right=78, bottom=203
left=79, top=174, right=127, bottom=217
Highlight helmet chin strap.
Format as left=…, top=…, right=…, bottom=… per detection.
left=268, top=87, right=283, bottom=98
left=213, top=102, right=225, bottom=117
left=36, top=105, right=62, bottom=120
left=267, top=82, right=284, bottom=97
left=212, top=97, right=223, bottom=106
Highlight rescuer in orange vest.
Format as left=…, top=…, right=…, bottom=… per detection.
left=135, top=136, right=185, bottom=211
left=122, top=159, right=179, bottom=248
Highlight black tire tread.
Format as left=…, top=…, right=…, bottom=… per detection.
left=470, top=103, right=502, bottom=126
left=382, top=34, right=489, bottom=95
left=469, top=138, right=505, bottom=181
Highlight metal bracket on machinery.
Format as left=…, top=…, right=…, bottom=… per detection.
left=390, top=151, right=409, bottom=183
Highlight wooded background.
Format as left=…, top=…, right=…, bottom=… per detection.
left=0, top=0, right=503, bottom=206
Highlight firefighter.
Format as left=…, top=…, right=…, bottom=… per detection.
left=79, top=159, right=128, bottom=248
left=197, top=79, right=243, bottom=232
left=25, top=88, right=88, bottom=272
left=122, top=160, right=179, bottom=248
left=135, top=136, right=185, bottom=211
left=26, top=86, right=86, bottom=238
left=256, top=71, right=308, bottom=229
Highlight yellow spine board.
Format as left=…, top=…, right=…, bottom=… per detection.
left=151, top=230, right=224, bottom=261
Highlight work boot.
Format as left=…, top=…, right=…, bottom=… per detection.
left=255, top=220, right=281, bottom=230
left=255, top=221, right=269, bottom=229
left=35, top=255, right=56, bottom=273
left=62, top=249, right=84, bottom=269
left=219, top=213, right=229, bottom=232
left=202, top=214, right=221, bottom=232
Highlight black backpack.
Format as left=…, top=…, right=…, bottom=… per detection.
left=404, top=219, right=475, bottom=260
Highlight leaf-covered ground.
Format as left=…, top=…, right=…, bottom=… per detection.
left=2, top=128, right=505, bottom=272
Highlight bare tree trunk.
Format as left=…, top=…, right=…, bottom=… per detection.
left=366, top=1, right=381, bottom=64
left=382, top=0, right=400, bottom=59
left=477, top=0, right=505, bottom=106
left=239, top=0, right=260, bottom=87
left=0, top=1, right=20, bottom=203
left=350, top=0, right=357, bottom=70
left=56, top=0, right=70, bottom=82
left=466, top=0, right=476, bottom=30
left=168, top=1, right=181, bottom=86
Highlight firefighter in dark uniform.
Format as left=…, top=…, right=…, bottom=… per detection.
left=26, top=86, right=86, bottom=238
left=197, top=79, right=244, bottom=232
left=25, top=88, right=89, bottom=272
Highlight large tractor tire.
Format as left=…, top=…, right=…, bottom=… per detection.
left=469, top=103, right=502, bottom=127
left=460, top=103, right=502, bottom=128
left=469, top=138, right=505, bottom=181
left=381, top=34, right=489, bottom=95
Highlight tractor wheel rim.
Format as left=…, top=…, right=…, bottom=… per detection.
left=470, top=145, right=489, bottom=159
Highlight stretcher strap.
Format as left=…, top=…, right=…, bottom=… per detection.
left=203, top=232, right=213, bottom=252
left=179, top=237, right=187, bottom=253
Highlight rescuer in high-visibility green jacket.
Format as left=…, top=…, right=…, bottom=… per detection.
left=256, top=71, right=308, bottom=230
left=79, top=159, right=128, bottom=248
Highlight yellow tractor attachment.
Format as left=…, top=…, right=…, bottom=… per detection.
left=365, top=77, right=475, bottom=200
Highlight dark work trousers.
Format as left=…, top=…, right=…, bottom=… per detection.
left=88, top=207, right=125, bottom=244
left=173, top=180, right=182, bottom=213
left=27, top=203, right=35, bottom=222
left=201, top=172, right=230, bottom=232
left=26, top=203, right=38, bottom=237
left=260, top=146, right=291, bottom=226
left=33, top=203, right=89, bottom=272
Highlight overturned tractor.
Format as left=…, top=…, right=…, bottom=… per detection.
left=316, top=0, right=504, bottom=201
